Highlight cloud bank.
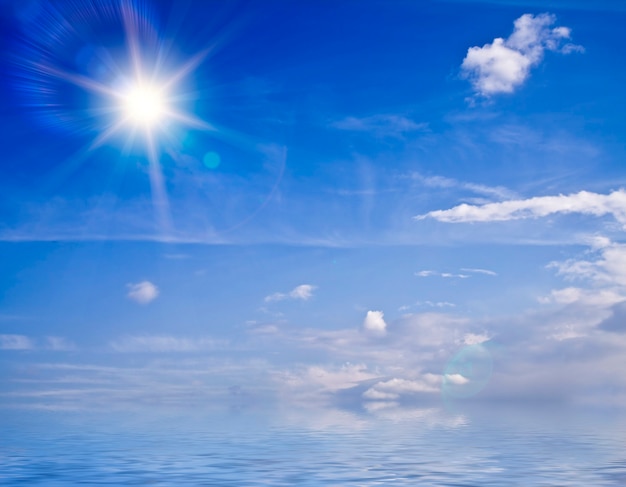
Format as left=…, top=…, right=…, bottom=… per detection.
left=461, top=13, right=583, bottom=96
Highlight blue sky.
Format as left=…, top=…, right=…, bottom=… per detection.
left=0, top=0, right=625, bottom=415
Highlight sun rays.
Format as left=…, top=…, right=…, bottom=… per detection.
left=17, top=0, right=214, bottom=236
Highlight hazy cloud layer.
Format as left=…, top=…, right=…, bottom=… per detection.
left=461, top=13, right=583, bottom=96
left=3, top=241, right=626, bottom=412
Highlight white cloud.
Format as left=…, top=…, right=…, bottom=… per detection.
left=362, top=388, right=399, bottom=400
left=290, top=284, right=316, bottom=300
left=548, top=241, right=626, bottom=288
left=362, top=310, right=387, bottom=336
left=365, top=377, right=440, bottom=398
left=331, top=114, right=428, bottom=138
left=126, top=281, right=159, bottom=304
left=415, top=270, right=469, bottom=278
left=538, top=287, right=624, bottom=308
left=399, top=301, right=456, bottom=311
left=461, top=268, right=497, bottom=276
left=0, top=334, right=33, bottom=350
left=416, top=190, right=626, bottom=228
left=461, top=13, right=583, bottom=97
left=445, top=374, right=470, bottom=385
left=462, top=332, right=491, bottom=345
left=265, top=284, right=317, bottom=303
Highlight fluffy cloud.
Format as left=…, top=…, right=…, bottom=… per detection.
left=362, top=310, right=387, bottom=336
left=416, top=190, right=626, bottom=228
left=461, top=13, right=583, bottom=96
left=0, top=334, right=33, bottom=350
left=126, top=281, right=159, bottom=304
left=265, top=284, right=316, bottom=303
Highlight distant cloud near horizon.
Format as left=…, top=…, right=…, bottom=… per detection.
left=461, top=13, right=583, bottom=97
left=127, top=281, right=159, bottom=304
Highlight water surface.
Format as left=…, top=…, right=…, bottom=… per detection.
left=1, top=406, right=624, bottom=486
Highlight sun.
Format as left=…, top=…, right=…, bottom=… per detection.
left=123, top=83, right=167, bottom=126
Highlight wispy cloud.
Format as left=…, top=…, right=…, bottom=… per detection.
left=415, top=270, right=470, bottom=278
left=127, top=281, right=159, bottom=304
left=331, top=114, right=428, bottom=138
left=416, top=190, right=626, bottom=228
left=45, top=336, right=76, bottom=351
left=461, top=13, right=583, bottom=97
left=0, top=334, right=33, bottom=350
left=265, top=284, right=317, bottom=303
left=399, top=301, right=456, bottom=311
left=110, top=335, right=225, bottom=353
left=461, top=268, right=498, bottom=276
left=410, top=172, right=516, bottom=201
left=547, top=240, right=626, bottom=288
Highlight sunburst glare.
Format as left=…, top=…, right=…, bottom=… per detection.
left=123, top=82, right=167, bottom=126
left=13, top=0, right=214, bottom=236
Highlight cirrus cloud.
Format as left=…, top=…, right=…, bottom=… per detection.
left=0, top=334, right=33, bottom=350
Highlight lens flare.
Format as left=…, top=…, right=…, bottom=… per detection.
left=442, top=343, right=493, bottom=402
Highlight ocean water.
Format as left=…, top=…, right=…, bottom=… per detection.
left=0, top=406, right=624, bottom=486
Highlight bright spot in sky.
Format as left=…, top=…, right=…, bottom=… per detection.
left=123, top=83, right=167, bottom=126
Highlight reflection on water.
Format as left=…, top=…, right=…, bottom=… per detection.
left=0, top=406, right=624, bottom=486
